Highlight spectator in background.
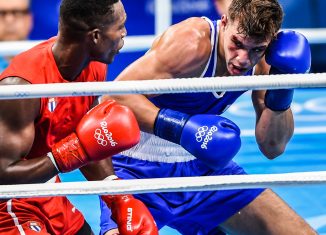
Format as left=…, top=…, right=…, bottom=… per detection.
left=0, top=0, right=33, bottom=71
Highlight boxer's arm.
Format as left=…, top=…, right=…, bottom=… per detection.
left=252, top=60, right=294, bottom=159
left=252, top=91, right=294, bottom=159
left=0, top=77, right=58, bottom=184
left=253, top=31, right=310, bottom=159
left=103, top=18, right=211, bottom=133
left=79, top=158, right=115, bottom=181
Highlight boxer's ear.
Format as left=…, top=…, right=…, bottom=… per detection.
left=89, top=28, right=100, bottom=44
left=221, top=14, right=228, bottom=31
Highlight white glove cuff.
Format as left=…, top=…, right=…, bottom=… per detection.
left=103, top=175, right=119, bottom=181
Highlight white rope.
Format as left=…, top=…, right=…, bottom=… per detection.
left=0, top=171, right=326, bottom=199
left=0, top=28, right=325, bottom=56
left=155, top=0, right=172, bottom=35
left=0, top=73, right=325, bottom=100
left=294, top=28, right=326, bottom=44
left=0, top=40, right=43, bottom=57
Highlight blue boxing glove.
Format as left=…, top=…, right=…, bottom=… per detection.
left=154, top=108, right=241, bottom=170
left=264, top=30, right=311, bottom=111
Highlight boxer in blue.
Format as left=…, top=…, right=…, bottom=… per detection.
left=100, top=0, right=315, bottom=234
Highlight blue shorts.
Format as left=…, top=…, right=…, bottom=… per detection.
left=100, top=155, right=264, bottom=235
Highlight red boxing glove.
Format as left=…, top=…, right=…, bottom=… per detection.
left=102, top=193, right=158, bottom=235
left=50, top=100, right=140, bottom=172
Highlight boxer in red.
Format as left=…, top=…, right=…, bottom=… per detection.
left=0, top=0, right=158, bottom=234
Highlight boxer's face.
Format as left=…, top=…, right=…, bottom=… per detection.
left=0, top=0, right=32, bottom=41
left=221, top=15, right=270, bottom=75
left=93, top=0, right=127, bottom=64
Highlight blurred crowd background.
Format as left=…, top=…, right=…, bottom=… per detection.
left=1, top=0, right=325, bottom=78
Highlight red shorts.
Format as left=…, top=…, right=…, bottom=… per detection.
left=0, top=196, right=85, bottom=235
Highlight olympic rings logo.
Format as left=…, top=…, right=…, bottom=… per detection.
left=94, top=128, right=108, bottom=146
left=195, top=126, right=209, bottom=142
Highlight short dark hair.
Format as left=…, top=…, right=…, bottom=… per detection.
left=60, top=0, right=119, bottom=31
left=228, top=0, right=283, bottom=41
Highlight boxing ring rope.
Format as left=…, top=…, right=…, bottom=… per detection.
left=291, top=28, right=326, bottom=44
left=1, top=171, right=326, bottom=199
left=0, top=73, right=325, bottom=100
left=0, top=73, right=324, bottom=197
left=0, top=28, right=325, bottom=56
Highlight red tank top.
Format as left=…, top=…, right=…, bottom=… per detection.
left=0, top=37, right=107, bottom=234
left=1, top=37, right=107, bottom=157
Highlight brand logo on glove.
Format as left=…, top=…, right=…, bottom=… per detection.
left=195, top=125, right=218, bottom=149
left=195, top=126, right=209, bottom=142
left=127, top=207, right=133, bottom=231
left=94, top=121, right=118, bottom=147
left=94, top=129, right=108, bottom=146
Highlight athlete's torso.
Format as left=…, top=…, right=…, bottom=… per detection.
left=150, top=18, right=253, bottom=115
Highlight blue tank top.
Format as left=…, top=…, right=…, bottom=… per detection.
left=150, top=18, right=253, bottom=115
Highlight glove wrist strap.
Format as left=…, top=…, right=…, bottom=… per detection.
left=102, top=194, right=133, bottom=208
left=265, top=67, right=294, bottom=111
left=154, top=108, right=190, bottom=144
left=51, top=133, right=88, bottom=172
left=265, top=89, right=294, bottom=111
